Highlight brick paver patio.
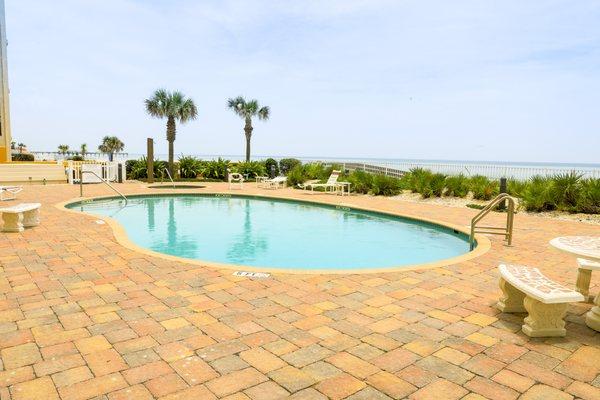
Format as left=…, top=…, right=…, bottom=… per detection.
left=0, top=182, right=598, bottom=399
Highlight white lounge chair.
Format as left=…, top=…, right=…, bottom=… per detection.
left=300, top=170, right=341, bottom=194
left=228, top=173, right=244, bottom=189
left=258, top=176, right=287, bottom=189
left=0, top=186, right=23, bottom=201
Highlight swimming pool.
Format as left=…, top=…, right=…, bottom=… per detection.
left=67, top=194, right=474, bottom=271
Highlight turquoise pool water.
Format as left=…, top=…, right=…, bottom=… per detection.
left=68, top=195, right=471, bottom=270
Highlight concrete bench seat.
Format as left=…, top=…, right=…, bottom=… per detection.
left=0, top=203, right=41, bottom=232
left=576, top=258, right=600, bottom=301
left=497, top=264, right=584, bottom=337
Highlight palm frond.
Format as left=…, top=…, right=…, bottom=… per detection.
left=258, top=106, right=270, bottom=120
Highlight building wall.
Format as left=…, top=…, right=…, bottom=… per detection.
left=0, top=0, right=12, bottom=162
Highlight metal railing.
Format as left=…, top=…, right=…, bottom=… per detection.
left=469, top=193, right=515, bottom=250
left=80, top=171, right=128, bottom=204
left=162, top=168, right=175, bottom=188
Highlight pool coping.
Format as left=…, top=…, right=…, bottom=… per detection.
left=55, top=190, right=492, bottom=275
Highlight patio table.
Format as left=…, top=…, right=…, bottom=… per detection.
left=550, top=236, right=600, bottom=332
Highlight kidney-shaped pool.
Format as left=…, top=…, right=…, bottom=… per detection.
left=67, top=194, right=474, bottom=271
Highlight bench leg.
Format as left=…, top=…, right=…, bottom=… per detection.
left=497, top=277, right=526, bottom=312
left=1, top=213, right=24, bottom=233
left=576, top=268, right=592, bottom=302
left=585, top=293, right=600, bottom=332
left=22, top=209, right=40, bottom=228
left=522, top=296, right=568, bottom=337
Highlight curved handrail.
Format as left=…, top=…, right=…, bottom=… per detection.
left=162, top=168, right=175, bottom=188
left=469, top=193, right=515, bottom=250
left=79, top=171, right=128, bottom=204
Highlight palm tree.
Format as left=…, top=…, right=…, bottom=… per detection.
left=227, top=96, right=270, bottom=162
left=145, top=89, right=198, bottom=176
left=98, top=136, right=124, bottom=162
left=57, top=144, right=69, bottom=155
left=80, top=143, right=88, bottom=159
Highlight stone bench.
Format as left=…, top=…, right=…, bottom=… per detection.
left=576, top=258, right=600, bottom=301
left=497, top=264, right=584, bottom=337
left=0, top=203, right=41, bottom=232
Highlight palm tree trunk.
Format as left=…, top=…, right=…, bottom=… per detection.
left=244, top=118, right=253, bottom=162
left=166, top=116, right=176, bottom=176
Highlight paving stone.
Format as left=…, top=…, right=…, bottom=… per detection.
left=1, top=342, right=42, bottom=369
left=244, top=381, right=290, bottom=400
left=492, top=369, right=535, bottom=393
left=84, top=348, right=128, bottom=376
left=326, top=352, right=379, bottom=378
left=158, top=385, right=217, bottom=400
left=281, top=344, right=333, bottom=368
left=239, top=347, right=286, bottom=373
left=315, top=373, right=366, bottom=400
left=51, top=366, right=93, bottom=388
left=520, top=384, right=574, bottom=400
left=371, top=347, right=419, bottom=372
left=432, top=347, right=470, bottom=365
left=107, top=384, right=155, bottom=400
left=171, top=355, right=218, bottom=384
left=11, top=376, right=59, bottom=400
left=346, top=386, right=392, bottom=400
left=58, top=372, right=128, bottom=400
left=367, top=371, right=417, bottom=398
left=122, top=360, right=173, bottom=384
left=416, top=356, right=475, bottom=385
left=409, top=379, right=468, bottom=400
left=144, top=373, right=188, bottom=397
left=287, top=388, right=327, bottom=399
left=461, top=354, right=506, bottom=378
left=210, top=355, right=250, bottom=374
left=566, top=381, right=600, bottom=400
left=268, top=366, right=316, bottom=392
left=206, top=367, right=267, bottom=397
left=464, top=376, right=519, bottom=400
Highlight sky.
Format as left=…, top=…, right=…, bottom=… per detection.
left=5, top=0, right=600, bottom=163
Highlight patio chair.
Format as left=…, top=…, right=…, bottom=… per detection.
left=300, top=170, right=342, bottom=193
left=258, top=176, right=287, bottom=189
left=0, top=186, right=23, bottom=201
left=228, top=173, right=244, bottom=189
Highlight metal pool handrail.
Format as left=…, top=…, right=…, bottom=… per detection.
left=162, top=168, right=175, bottom=188
left=79, top=170, right=128, bottom=204
left=469, top=193, right=515, bottom=250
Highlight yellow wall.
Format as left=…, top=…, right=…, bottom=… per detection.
left=0, top=146, right=8, bottom=162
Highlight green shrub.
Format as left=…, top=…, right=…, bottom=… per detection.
left=178, top=156, right=202, bottom=178
left=264, top=158, right=279, bottom=178
left=279, top=158, right=301, bottom=175
left=408, top=168, right=433, bottom=193
left=69, top=155, right=84, bottom=161
left=11, top=153, right=35, bottom=161
left=128, top=157, right=148, bottom=179
left=578, top=178, right=600, bottom=214
left=346, top=170, right=373, bottom=194
left=200, top=158, right=230, bottom=180
left=445, top=174, right=469, bottom=197
left=551, top=171, right=582, bottom=210
left=469, top=175, right=498, bottom=200
left=371, top=174, right=402, bottom=196
left=507, top=179, right=527, bottom=198
left=233, top=161, right=266, bottom=178
left=286, top=164, right=307, bottom=187
left=304, top=163, right=328, bottom=180
left=520, top=176, right=554, bottom=211
left=429, top=173, right=447, bottom=197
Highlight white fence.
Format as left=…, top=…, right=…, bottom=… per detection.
left=315, top=160, right=600, bottom=180
left=30, top=151, right=129, bottom=162
left=66, top=161, right=124, bottom=184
